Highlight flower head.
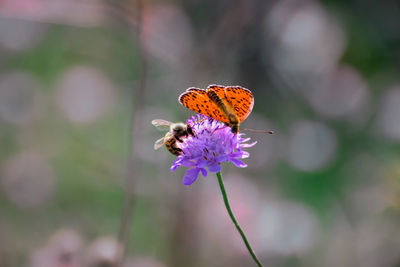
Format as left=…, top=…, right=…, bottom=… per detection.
left=170, top=114, right=256, bottom=185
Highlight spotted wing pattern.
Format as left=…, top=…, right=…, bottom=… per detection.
left=206, top=84, right=227, bottom=101
left=206, top=84, right=254, bottom=122
left=179, top=88, right=229, bottom=124
left=224, top=86, right=254, bottom=122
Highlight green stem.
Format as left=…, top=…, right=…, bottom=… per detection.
left=216, top=172, right=263, bottom=267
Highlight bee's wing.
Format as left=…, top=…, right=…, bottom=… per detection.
left=154, top=136, right=166, bottom=150
left=152, top=119, right=172, bottom=131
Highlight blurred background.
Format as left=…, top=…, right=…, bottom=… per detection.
left=1, top=0, right=400, bottom=266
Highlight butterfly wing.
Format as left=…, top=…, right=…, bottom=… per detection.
left=206, top=84, right=227, bottom=100
left=206, top=85, right=254, bottom=122
left=179, top=88, right=229, bottom=124
left=225, top=86, right=254, bottom=122
left=152, top=119, right=172, bottom=131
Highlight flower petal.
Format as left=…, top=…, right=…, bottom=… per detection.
left=230, top=152, right=245, bottom=158
left=200, top=168, right=208, bottom=177
left=208, top=162, right=221, bottom=173
left=231, top=158, right=247, bottom=168
left=170, top=164, right=180, bottom=172
left=180, top=160, right=197, bottom=167
left=215, top=155, right=228, bottom=163
left=240, top=151, right=250, bottom=159
left=197, top=160, right=208, bottom=168
left=241, top=141, right=257, bottom=148
left=182, top=168, right=201, bottom=185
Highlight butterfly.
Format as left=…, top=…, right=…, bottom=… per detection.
left=179, top=84, right=255, bottom=133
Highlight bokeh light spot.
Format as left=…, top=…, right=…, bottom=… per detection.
left=55, top=66, right=116, bottom=124
left=287, top=120, right=337, bottom=171
left=1, top=151, right=55, bottom=209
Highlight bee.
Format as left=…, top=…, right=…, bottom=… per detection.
left=152, top=119, right=195, bottom=156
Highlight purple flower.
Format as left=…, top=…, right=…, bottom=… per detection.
left=170, top=114, right=256, bottom=185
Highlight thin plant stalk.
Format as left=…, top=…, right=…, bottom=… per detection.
left=116, top=0, right=149, bottom=265
left=216, top=172, right=263, bottom=267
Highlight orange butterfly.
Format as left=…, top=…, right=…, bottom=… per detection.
left=179, top=84, right=255, bottom=134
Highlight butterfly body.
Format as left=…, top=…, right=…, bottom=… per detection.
left=179, top=84, right=254, bottom=133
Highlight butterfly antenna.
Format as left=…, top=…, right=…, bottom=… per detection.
left=242, top=128, right=274, bottom=134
